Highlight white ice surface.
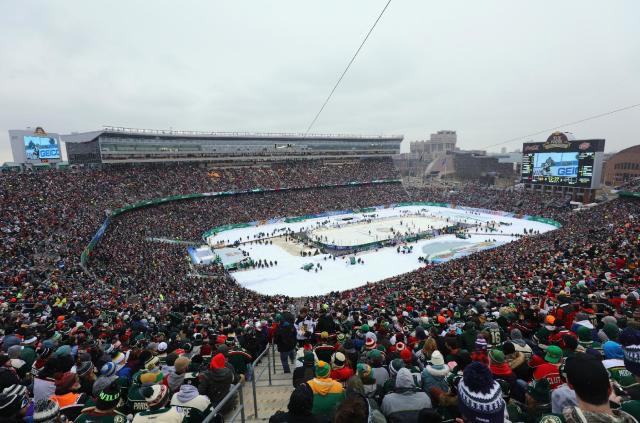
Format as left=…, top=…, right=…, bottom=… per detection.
left=206, top=206, right=557, bottom=297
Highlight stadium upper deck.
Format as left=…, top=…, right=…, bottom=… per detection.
left=63, top=126, right=403, bottom=164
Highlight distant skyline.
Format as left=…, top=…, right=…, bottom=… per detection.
left=1, top=0, right=639, bottom=163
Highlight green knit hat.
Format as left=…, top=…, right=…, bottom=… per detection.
left=360, top=324, right=370, bottom=333
left=489, top=349, right=505, bottom=364
left=527, top=378, right=551, bottom=404
left=603, top=323, right=620, bottom=341
left=577, top=326, right=592, bottom=343
left=357, top=363, right=372, bottom=380
left=315, top=360, right=330, bottom=378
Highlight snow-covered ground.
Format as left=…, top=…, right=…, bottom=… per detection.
left=206, top=206, right=557, bottom=297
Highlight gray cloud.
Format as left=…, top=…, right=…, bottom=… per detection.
left=1, top=0, right=639, bottom=163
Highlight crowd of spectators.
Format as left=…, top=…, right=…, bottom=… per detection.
left=0, top=159, right=639, bottom=423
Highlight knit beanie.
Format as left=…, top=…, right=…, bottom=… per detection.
left=303, top=351, right=315, bottom=365
left=474, top=337, right=488, bottom=351
left=139, top=371, right=163, bottom=385
left=157, top=342, right=168, bottom=352
left=368, top=349, right=382, bottom=363
left=604, top=341, right=625, bottom=360
left=0, top=393, right=23, bottom=416
left=527, top=378, right=551, bottom=404
left=210, top=353, right=226, bottom=370
left=141, top=384, right=169, bottom=408
left=32, top=399, right=60, bottom=423
left=336, top=333, right=346, bottom=344
left=95, top=383, right=121, bottom=411
left=457, top=362, right=505, bottom=423
left=331, top=352, right=346, bottom=369
left=145, top=356, right=160, bottom=371
left=357, top=363, right=373, bottom=380
left=100, top=362, right=117, bottom=377
left=577, top=326, right=593, bottom=343
left=365, top=338, right=376, bottom=350
left=431, top=350, right=446, bottom=367
left=400, top=348, right=413, bottom=363
left=603, top=324, right=620, bottom=342
left=2, top=385, right=27, bottom=398
left=76, top=361, right=93, bottom=377
left=389, top=359, right=405, bottom=377
left=315, top=360, right=330, bottom=378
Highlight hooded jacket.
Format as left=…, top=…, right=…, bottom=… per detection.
left=198, top=357, right=238, bottom=414
left=381, top=368, right=432, bottom=423
left=307, top=376, right=345, bottom=418
left=421, top=364, right=450, bottom=397
left=170, top=384, right=211, bottom=423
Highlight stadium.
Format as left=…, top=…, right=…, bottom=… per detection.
left=1, top=2, right=639, bottom=422
left=2, top=123, right=640, bottom=423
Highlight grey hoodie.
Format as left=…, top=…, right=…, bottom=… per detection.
left=381, top=368, right=432, bottom=421
left=168, top=371, right=186, bottom=392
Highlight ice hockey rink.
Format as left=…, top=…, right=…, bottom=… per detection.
left=205, top=205, right=558, bottom=297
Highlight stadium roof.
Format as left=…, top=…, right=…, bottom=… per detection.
left=63, top=126, right=404, bottom=143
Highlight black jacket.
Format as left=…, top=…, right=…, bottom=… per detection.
left=275, top=324, right=297, bottom=352
left=198, top=367, right=239, bottom=413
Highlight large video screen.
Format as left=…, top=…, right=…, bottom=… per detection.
left=24, top=135, right=61, bottom=160
left=521, top=151, right=594, bottom=187
left=521, top=137, right=604, bottom=188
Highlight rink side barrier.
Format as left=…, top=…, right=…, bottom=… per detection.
left=80, top=179, right=401, bottom=266
left=202, top=201, right=564, bottom=245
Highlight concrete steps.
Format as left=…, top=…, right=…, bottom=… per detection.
left=240, top=352, right=295, bottom=422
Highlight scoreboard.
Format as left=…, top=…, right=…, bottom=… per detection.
left=521, top=133, right=605, bottom=189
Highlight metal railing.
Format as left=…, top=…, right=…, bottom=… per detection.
left=202, top=343, right=275, bottom=423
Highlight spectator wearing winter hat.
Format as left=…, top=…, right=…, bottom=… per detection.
left=314, top=332, right=334, bottom=363
left=382, top=367, right=432, bottom=422
left=49, top=372, right=87, bottom=421
left=422, top=350, right=451, bottom=401
left=293, top=351, right=316, bottom=388
left=307, top=360, right=345, bottom=418
left=330, top=352, right=353, bottom=382
left=165, top=357, right=190, bottom=393
left=621, top=328, right=640, bottom=400
left=132, top=384, right=184, bottom=423
left=563, top=353, right=636, bottom=423
left=457, top=361, right=507, bottom=423
left=7, top=346, right=28, bottom=380
left=269, top=383, right=329, bottom=423
left=170, top=382, right=212, bottom=423
left=355, top=363, right=378, bottom=398
left=197, top=353, right=238, bottom=414
left=156, top=342, right=168, bottom=366
left=530, top=345, right=563, bottom=389
left=509, top=329, right=533, bottom=361
left=76, top=360, right=96, bottom=397
left=576, top=326, right=601, bottom=352
left=471, top=337, right=489, bottom=366
left=75, top=382, right=127, bottom=423
left=508, top=378, right=555, bottom=423
left=0, top=354, right=20, bottom=392
left=32, top=399, right=63, bottom=423
left=502, top=342, right=530, bottom=382
left=382, top=359, right=406, bottom=396
left=274, top=319, right=297, bottom=374
left=0, top=391, right=30, bottom=423
left=367, top=350, right=390, bottom=388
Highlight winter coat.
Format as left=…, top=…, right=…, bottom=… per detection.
left=132, top=406, right=185, bottom=423
left=292, top=364, right=315, bottom=387
left=198, top=367, right=237, bottom=413
left=506, top=351, right=530, bottom=381
left=563, top=406, right=636, bottom=423
left=171, top=384, right=212, bottom=423
left=307, top=376, right=345, bottom=418
left=421, top=364, right=450, bottom=397
left=275, top=323, right=297, bottom=352
left=381, top=368, right=432, bottom=423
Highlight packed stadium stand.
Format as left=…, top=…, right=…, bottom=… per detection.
left=1, top=156, right=639, bottom=423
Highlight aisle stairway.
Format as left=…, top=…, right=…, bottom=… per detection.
left=238, top=350, right=295, bottom=422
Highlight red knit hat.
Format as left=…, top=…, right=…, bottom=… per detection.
left=400, top=348, right=413, bottom=363
left=210, top=353, right=226, bottom=369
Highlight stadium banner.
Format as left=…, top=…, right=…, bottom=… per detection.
left=619, top=191, right=640, bottom=198
left=202, top=223, right=253, bottom=239
left=394, top=201, right=450, bottom=208
left=524, top=215, right=563, bottom=228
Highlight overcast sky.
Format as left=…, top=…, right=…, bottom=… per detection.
left=1, top=0, right=639, bottom=163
